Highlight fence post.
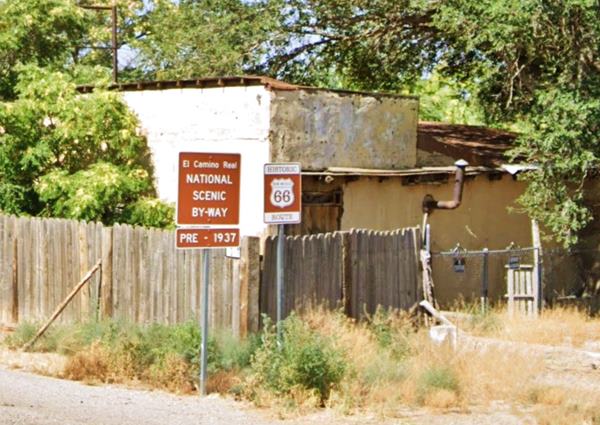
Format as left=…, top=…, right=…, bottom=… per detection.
left=340, top=231, right=353, bottom=317
left=481, top=248, right=489, bottom=314
left=11, top=237, right=18, bottom=324
left=531, top=220, right=542, bottom=315
left=239, top=236, right=260, bottom=338
left=79, top=225, right=90, bottom=319
left=100, top=226, right=113, bottom=319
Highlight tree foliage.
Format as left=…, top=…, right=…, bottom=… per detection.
left=1, top=0, right=600, bottom=242
left=0, top=66, right=173, bottom=227
left=130, top=0, right=283, bottom=80
left=263, top=0, right=600, bottom=246
left=432, top=1, right=600, bottom=246
left=0, top=0, right=87, bottom=99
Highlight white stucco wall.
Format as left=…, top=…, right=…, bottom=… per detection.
left=122, top=86, right=272, bottom=237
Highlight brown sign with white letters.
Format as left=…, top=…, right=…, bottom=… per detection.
left=264, top=163, right=302, bottom=224
left=177, top=152, right=241, bottom=226
left=176, top=228, right=240, bottom=249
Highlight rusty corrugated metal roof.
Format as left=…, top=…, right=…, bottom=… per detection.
left=417, top=121, right=518, bottom=167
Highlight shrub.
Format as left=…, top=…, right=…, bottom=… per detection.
left=248, top=315, right=347, bottom=404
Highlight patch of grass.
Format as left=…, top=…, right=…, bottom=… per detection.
left=526, top=385, right=567, bottom=405
left=414, top=364, right=461, bottom=409
left=4, top=322, right=37, bottom=349
left=418, top=365, right=460, bottom=395
left=5, top=320, right=262, bottom=394
left=359, top=350, right=408, bottom=386
left=367, top=307, right=413, bottom=360
left=528, top=388, right=600, bottom=425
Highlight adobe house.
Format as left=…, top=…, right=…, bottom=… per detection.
left=80, top=77, right=576, bottom=306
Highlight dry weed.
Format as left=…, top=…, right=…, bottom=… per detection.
left=207, top=370, right=241, bottom=395
left=423, top=389, right=460, bottom=409
left=147, top=353, right=195, bottom=394
left=300, top=308, right=551, bottom=414
left=63, top=342, right=108, bottom=383
left=526, top=385, right=568, bottom=406
left=464, top=306, right=600, bottom=348
left=523, top=385, right=600, bottom=424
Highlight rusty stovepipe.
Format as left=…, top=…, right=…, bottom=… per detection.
left=422, top=159, right=469, bottom=213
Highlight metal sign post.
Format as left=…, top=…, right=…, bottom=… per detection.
left=264, top=163, right=302, bottom=343
left=176, top=152, right=241, bottom=396
left=200, top=251, right=210, bottom=395
left=276, top=223, right=284, bottom=342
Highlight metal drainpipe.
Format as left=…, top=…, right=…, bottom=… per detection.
left=422, top=159, right=469, bottom=213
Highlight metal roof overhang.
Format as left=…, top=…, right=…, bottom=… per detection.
left=301, top=164, right=538, bottom=177
left=301, top=166, right=499, bottom=177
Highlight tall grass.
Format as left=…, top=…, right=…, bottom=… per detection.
left=451, top=303, right=600, bottom=348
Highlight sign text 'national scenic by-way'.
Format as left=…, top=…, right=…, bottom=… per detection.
left=177, top=152, right=241, bottom=226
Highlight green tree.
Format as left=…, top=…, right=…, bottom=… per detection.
left=0, top=66, right=173, bottom=227
left=433, top=0, right=600, bottom=247
left=267, top=0, right=600, bottom=246
left=128, top=0, right=283, bottom=80
left=0, top=0, right=87, bottom=99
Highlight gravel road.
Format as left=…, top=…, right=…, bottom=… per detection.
left=0, top=365, right=532, bottom=425
left=0, top=366, right=283, bottom=425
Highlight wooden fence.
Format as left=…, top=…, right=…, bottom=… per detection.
left=261, top=228, right=422, bottom=321
left=1, top=214, right=421, bottom=332
left=0, top=215, right=260, bottom=336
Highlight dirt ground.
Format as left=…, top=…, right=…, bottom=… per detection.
left=1, top=331, right=599, bottom=425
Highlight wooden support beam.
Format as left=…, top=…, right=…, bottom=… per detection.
left=22, top=260, right=101, bottom=351
left=419, top=300, right=455, bottom=327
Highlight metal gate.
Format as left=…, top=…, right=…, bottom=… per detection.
left=431, top=244, right=542, bottom=315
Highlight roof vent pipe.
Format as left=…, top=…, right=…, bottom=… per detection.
left=422, top=159, right=469, bottom=213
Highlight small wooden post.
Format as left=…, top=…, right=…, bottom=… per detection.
left=100, top=227, right=113, bottom=318
left=79, top=225, right=90, bottom=319
left=507, top=269, right=515, bottom=317
left=531, top=219, right=542, bottom=315
left=11, top=238, right=19, bottom=324
left=239, top=236, right=260, bottom=338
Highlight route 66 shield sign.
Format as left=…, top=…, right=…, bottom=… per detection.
left=270, top=178, right=295, bottom=208
left=264, top=163, right=302, bottom=224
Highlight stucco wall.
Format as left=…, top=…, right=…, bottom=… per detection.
left=340, top=174, right=538, bottom=305
left=269, top=90, right=419, bottom=170
left=122, top=86, right=272, bottom=237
